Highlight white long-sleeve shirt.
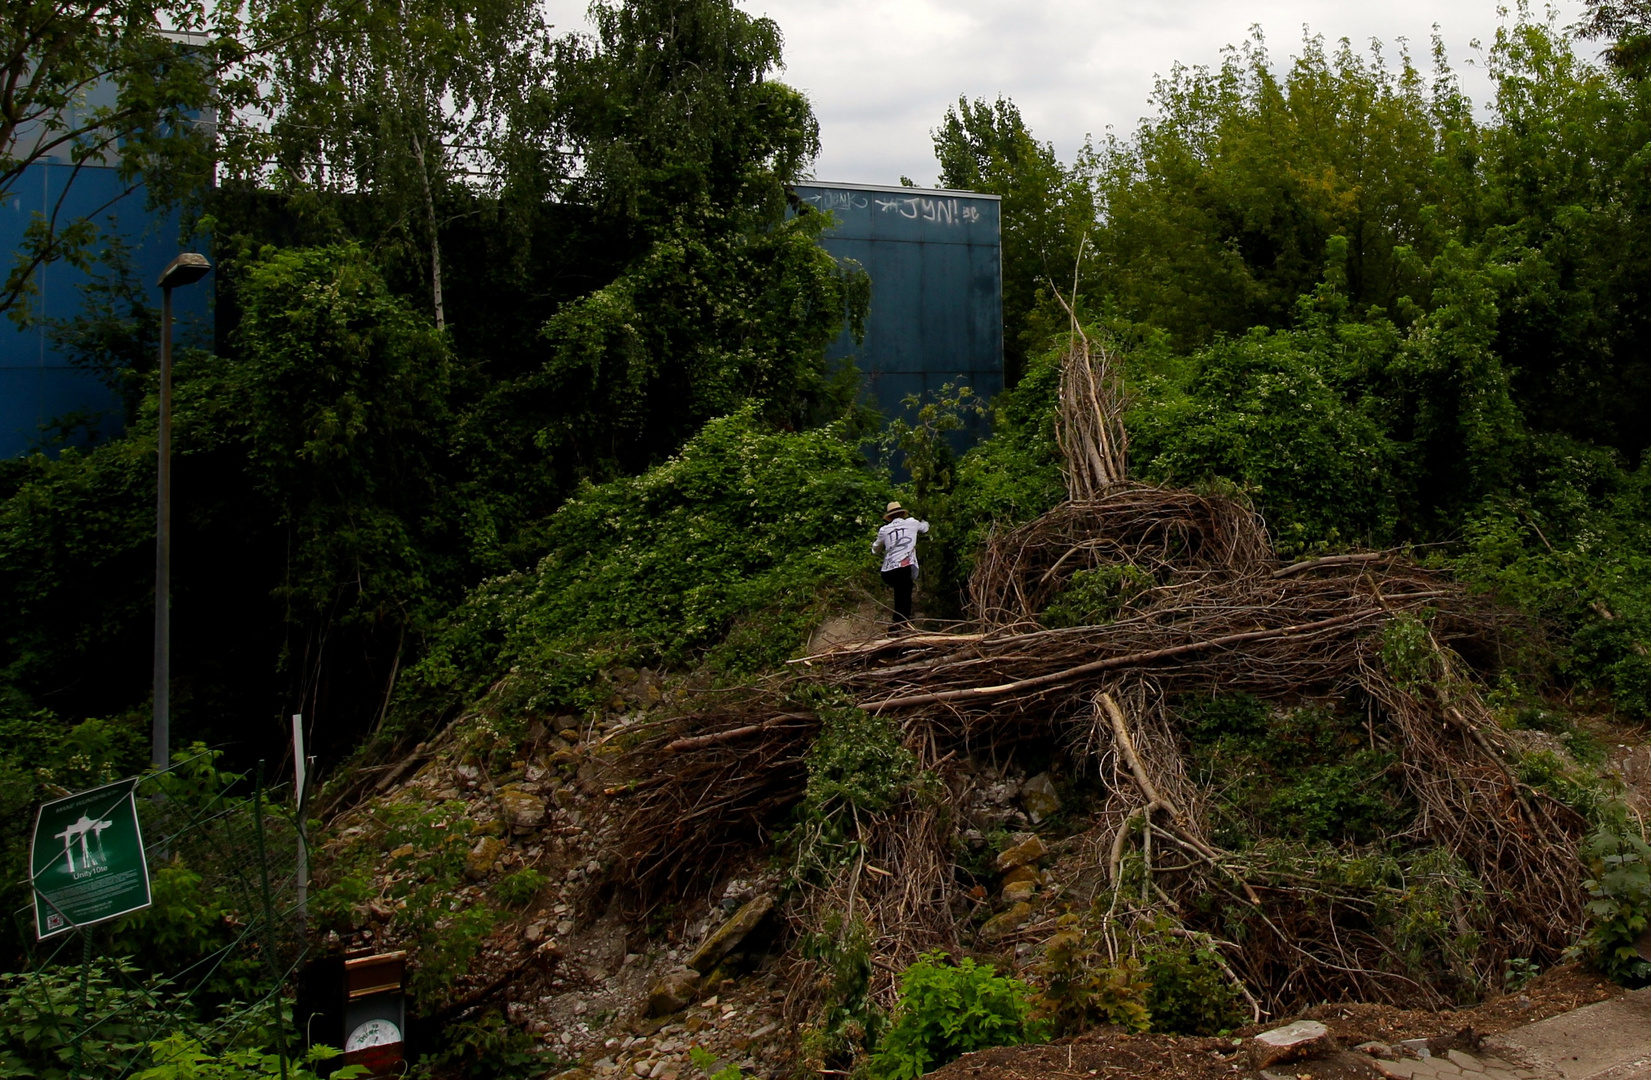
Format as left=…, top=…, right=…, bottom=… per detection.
left=873, top=517, right=929, bottom=573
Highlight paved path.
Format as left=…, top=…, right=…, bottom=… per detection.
left=1324, top=990, right=1651, bottom=1080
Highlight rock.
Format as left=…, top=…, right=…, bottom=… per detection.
left=647, top=967, right=701, bottom=1017
left=499, top=787, right=547, bottom=832
left=994, top=834, right=1048, bottom=873
left=525, top=922, right=544, bottom=942
left=1020, top=773, right=1061, bottom=823
left=1001, top=879, right=1036, bottom=903
left=1250, top=1020, right=1333, bottom=1070
left=465, top=835, right=505, bottom=879
left=688, top=893, right=775, bottom=973
left=979, top=901, right=1034, bottom=942
left=1354, top=1041, right=1396, bottom=1059
left=1000, top=865, right=1039, bottom=888
left=1396, top=1037, right=1432, bottom=1058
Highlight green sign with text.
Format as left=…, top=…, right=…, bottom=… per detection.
left=30, top=779, right=151, bottom=939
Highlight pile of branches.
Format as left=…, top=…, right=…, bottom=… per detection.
left=606, top=317, right=1588, bottom=1016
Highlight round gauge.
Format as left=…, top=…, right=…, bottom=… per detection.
left=345, top=1018, right=402, bottom=1052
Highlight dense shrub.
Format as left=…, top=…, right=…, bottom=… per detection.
left=399, top=407, right=893, bottom=722
left=869, top=953, right=1044, bottom=1080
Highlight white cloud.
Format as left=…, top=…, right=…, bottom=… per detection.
left=540, top=0, right=1591, bottom=185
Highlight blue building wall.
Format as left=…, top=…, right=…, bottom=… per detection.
left=1, top=163, right=211, bottom=458
left=793, top=182, right=1003, bottom=431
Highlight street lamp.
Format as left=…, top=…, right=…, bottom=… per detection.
left=153, top=252, right=211, bottom=771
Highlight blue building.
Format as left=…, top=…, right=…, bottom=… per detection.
left=2, top=61, right=212, bottom=460
left=792, top=182, right=1003, bottom=428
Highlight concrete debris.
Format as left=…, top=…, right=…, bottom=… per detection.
left=1250, top=1019, right=1333, bottom=1069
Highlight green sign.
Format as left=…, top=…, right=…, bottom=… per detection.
left=30, top=779, right=151, bottom=939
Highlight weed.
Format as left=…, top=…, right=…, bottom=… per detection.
left=868, top=952, right=1044, bottom=1080
left=1031, top=918, right=1150, bottom=1035
left=1139, top=933, right=1243, bottom=1036
left=688, top=1045, right=744, bottom=1080
left=1582, top=817, right=1651, bottom=983
left=1382, top=614, right=1440, bottom=691
left=785, top=696, right=918, bottom=880
left=1041, top=565, right=1154, bottom=628
left=495, top=867, right=549, bottom=908
left=797, top=913, right=883, bottom=1073
left=1503, top=958, right=1540, bottom=993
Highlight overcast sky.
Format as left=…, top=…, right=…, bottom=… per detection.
left=541, top=0, right=1591, bottom=186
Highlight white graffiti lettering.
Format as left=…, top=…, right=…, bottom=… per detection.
left=802, top=190, right=868, bottom=211
left=871, top=196, right=981, bottom=226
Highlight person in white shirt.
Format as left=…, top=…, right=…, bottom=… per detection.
left=872, top=500, right=929, bottom=628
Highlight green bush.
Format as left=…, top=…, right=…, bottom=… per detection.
left=785, top=699, right=919, bottom=880
left=399, top=408, right=892, bottom=724
left=494, top=868, right=549, bottom=908
left=134, top=1036, right=361, bottom=1080
left=0, top=961, right=171, bottom=1079
left=868, top=952, right=1044, bottom=1080
left=1041, top=565, right=1153, bottom=628
left=1581, top=819, right=1651, bottom=983
left=1031, top=922, right=1150, bottom=1036
left=1140, top=935, right=1243, bottom=1035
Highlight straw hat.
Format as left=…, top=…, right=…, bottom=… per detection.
left=883, top=501, right=909, bottom=520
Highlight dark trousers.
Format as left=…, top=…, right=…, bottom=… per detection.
left=881, top=566, right=914, bottom=626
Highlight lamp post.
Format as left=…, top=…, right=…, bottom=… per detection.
left=153, top=252, right=211, bottom=771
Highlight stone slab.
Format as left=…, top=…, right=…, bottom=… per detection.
left=1483, top=988, right=1651, bottom=1080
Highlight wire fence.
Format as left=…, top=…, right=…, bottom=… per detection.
left=3, top=749, right=313, bottom=1079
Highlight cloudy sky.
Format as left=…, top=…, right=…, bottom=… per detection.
left=543, top=0, right=1590, bottom=185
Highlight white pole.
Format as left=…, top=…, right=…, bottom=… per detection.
left=292, top=714, right=309, bottom=928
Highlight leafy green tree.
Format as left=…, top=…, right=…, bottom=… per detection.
left=465, top=0, right=869, bottom=490
left=229, top=0, right=554, bottom=327
left=1086, top=29, right=1476, bottom=349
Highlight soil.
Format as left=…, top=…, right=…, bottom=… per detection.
left=925, top=964, right=1622, bottom=1080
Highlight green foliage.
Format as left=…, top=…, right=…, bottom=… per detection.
left=1504, top=958, right=1541, bottom=993
left=1582, top=819, right=1651, bottom=983
left=494, top=867, right=549, bottom=908
left=797, top=914, right=884, bottom=1074
left=310, top=798, right=497, bottom=1007
left=1031, top=921, right=1150, bottom=1036
left=0, top=961, right=171, bottom=1079
left=1139, top=934, right=1243, bottom=1036
left=401, top=409, right=891, bottom=724
left=1381, top=614, right=1441, bottom=692
left=868, top=952, right=1044, bottom=1080
left=1041, top=565, right=1153, bottom=629
left=1179, top=697, right=1409, bottom=848
left=785, top=700, right=918, bottom=880
left=688, top=1045, right=744, bottom=1080
left=422, top=1009, right=540, bottom=1080
left=133, top=1036, right=362, bottom=1080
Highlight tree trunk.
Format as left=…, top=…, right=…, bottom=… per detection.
left=409, top=127, right=446, bottom=330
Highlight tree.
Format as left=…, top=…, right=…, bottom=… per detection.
left=932, top=96, right=1094, bottom=384
left=0, top=0, right=225, bottom=320
left=459, top=0, right=869, bottom=495
left=229, top=0, right=555, bottom=327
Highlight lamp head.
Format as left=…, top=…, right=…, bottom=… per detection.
left=157, top=252, right=211, bottom=290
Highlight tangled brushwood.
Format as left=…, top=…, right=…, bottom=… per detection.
left=606, top=327, right=1590, bottom=1035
